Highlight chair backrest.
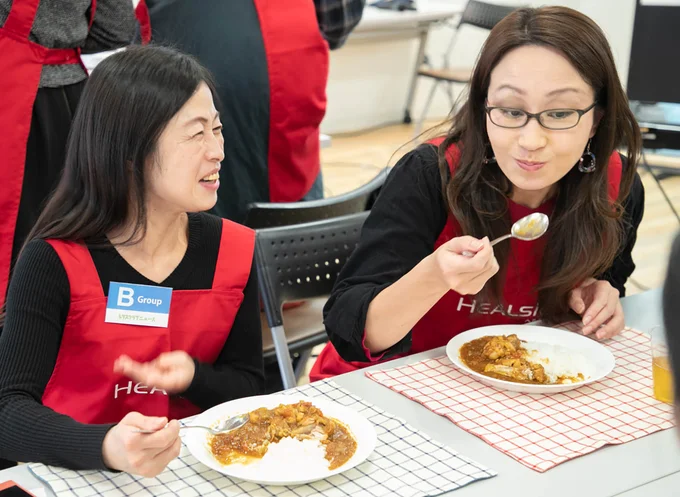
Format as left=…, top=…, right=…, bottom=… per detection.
left=459, top=0, right=517, bottom=31
left=254, top=211, right=370, bottom=329
left=438, top=1, right=519, bottom=68
left=244, top=169, right=388, bottom=229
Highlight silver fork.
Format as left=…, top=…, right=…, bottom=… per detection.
left=134, top=412, right=249, bottom=435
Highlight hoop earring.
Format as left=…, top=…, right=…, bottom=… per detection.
left=578, top=140, right=596, bottom=173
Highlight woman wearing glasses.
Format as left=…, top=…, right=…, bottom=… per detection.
left=311, top=6, right=644, bottom=380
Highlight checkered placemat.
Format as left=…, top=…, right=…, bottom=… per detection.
left=367, top=327, right=676, bottom=473
left=28, top=380, right=496, bottom=496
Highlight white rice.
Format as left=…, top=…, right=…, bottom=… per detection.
left=523, top=340, right=592, bottom=384
left=211, top=436, right=331, bottom=482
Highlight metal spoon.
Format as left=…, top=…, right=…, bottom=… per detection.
left=134, top=412, right=249, bottom=435
left=462, top=213, right=549, bottom=256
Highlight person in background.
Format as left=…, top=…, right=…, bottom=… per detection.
left=0, top=0, right=141, bottom=316
left=0, top=0, right=141, bottom=472
left=311, top=6, right=644, bottom=380
left=663, top=233, right=680, bottom=421
left=0, top=46, right=264, bottom=476
left=146, top=0, right=366, bottom=222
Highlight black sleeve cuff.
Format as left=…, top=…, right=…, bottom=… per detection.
left=324, top=283, right=412, bottom=363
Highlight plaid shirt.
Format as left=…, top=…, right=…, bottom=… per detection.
left=314, top=0, right=366, bottom=49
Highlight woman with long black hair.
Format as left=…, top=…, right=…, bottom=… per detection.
left=0, top=46, right=264, bottom=476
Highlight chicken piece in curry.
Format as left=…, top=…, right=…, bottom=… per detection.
left=460, top=334, right=549, bottom=384
left=209, top=401, right=357, bottom=470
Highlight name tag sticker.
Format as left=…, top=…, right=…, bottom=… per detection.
left=105, top=282, right=173, bottom=328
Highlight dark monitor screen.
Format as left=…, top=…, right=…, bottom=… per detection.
left=626, top=1, right=680, bottom=105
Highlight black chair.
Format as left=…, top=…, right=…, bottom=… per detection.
left=407, top=0, right=519, bottom=134
left=244, top=168, right=388, bottom=229
left=255, top=211, right=370, bottom=389
left=245, top=170, right=386, bottom=391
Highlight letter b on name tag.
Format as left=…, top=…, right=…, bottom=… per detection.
left=105, top=282, right=173, bottom=328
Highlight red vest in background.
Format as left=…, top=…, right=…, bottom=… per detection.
left=310, top=141, right=623, bottom=380
left=253, top=0, right=329, bottom=202
left=42, top=220, right=255, bottom=423
left=0, top=0, right=96, bottom=306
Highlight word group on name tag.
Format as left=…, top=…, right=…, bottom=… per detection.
left=105, top=282, right=173, bottom=328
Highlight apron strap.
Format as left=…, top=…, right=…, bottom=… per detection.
left=134, top=0, right=152, bottom=45
left=607, top=152, right=623, bottom=202
left=43, top=48, right=81, bottom=65
left=213, top=220, right=255, bottom=292
left=2, top=0, right=42, bottom=39
left=46, top=239, right=105, bottom=300
left=88, top=0, right=97, bottom=29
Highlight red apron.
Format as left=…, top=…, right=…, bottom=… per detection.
left=0, top=0, right=96, bottom=306
left=253, top=0, right=329, bottom=202
left=310, top=142, right=623, bottom=381
left=41, top=219, right=255, bottom=423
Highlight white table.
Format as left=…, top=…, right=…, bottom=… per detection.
left=353, top=1, right=465, bottom=37
left=2, top=288, right=678, bottom=496
left=333, top=288, right=680, bottom=497
left=350, top=1, right=466, bottom=124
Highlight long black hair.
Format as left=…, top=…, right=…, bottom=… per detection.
left=26, top=45, right=217, bottom=247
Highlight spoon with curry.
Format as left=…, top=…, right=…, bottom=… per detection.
left=462, top=213, right=549, bottom=257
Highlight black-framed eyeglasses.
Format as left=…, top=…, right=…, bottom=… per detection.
left=485, top=102, right=597, bottom=130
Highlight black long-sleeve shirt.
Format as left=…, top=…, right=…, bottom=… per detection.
left=0, top=212, right=264, bottom=470
left=323, top=144, right=646, bottom=363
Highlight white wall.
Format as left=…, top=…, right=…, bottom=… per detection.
left=321, top=0, right=637, bottom=134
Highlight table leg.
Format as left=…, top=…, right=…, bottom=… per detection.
left=403, top=26, right=430, bottom=124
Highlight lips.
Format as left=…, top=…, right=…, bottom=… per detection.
left=515, top=159, right=546, bottom=172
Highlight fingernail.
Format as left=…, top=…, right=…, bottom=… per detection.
left=472, top=241, right=483, bottom=250
left=583, top=316, right=592, bottom=326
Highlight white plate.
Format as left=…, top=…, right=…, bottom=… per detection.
left=183, top=394, right=377, bottom=486
left=445, top=324, right=616, bottom=394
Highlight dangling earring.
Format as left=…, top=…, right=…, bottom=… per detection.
left=578, top=139, right=596, bottom=173
left=483, top=145, right=496, bottom=164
